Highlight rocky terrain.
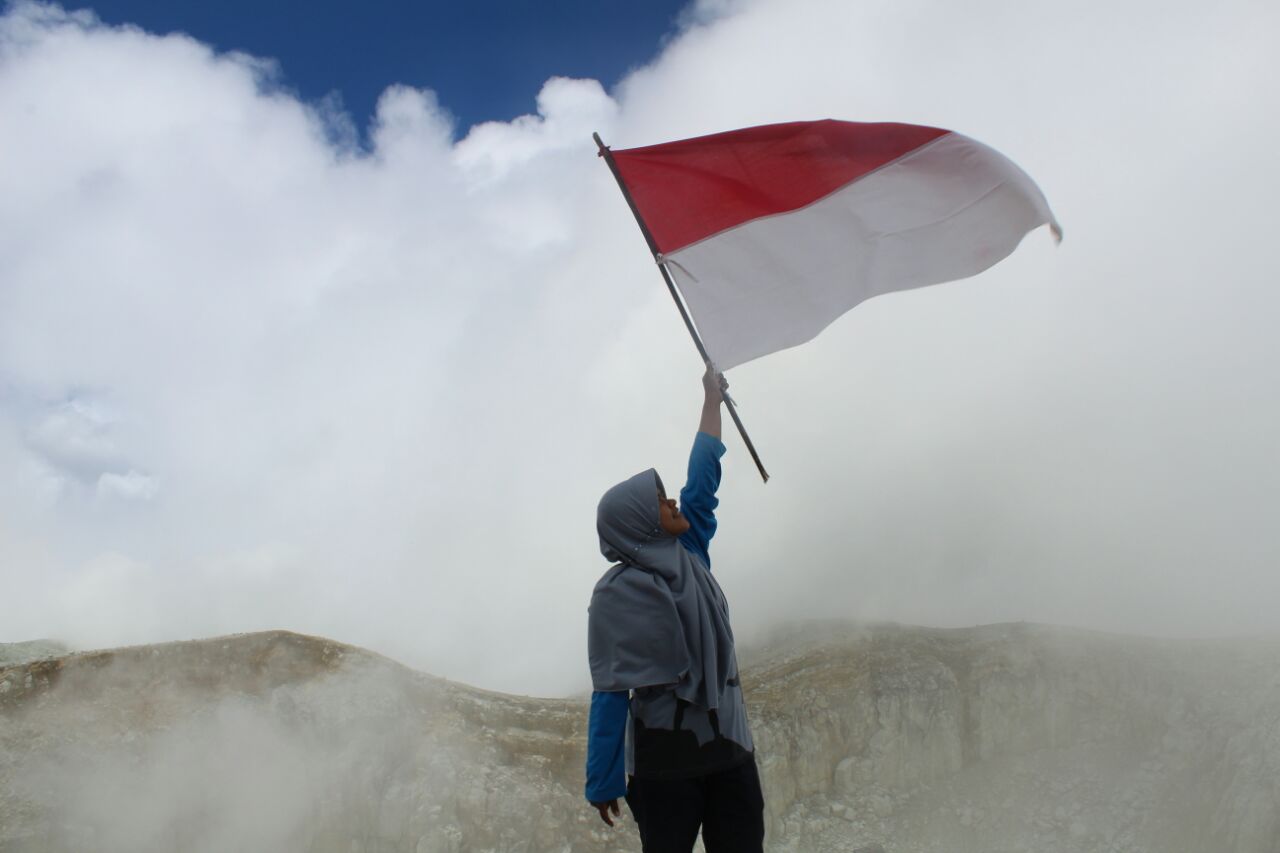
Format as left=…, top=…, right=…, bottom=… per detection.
left=0, top=641, right=68, bottom=668
left=1, top=622, right=1277, bottom=853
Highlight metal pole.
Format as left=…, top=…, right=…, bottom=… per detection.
left=594, top=132, right=770, bottom=483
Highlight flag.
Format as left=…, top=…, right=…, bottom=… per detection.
left=608, top=120, right=1061, bottom=371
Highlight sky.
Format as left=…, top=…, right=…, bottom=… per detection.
left=1, top=0, right=1278, bottom=697
left=72, top=0, right=691, bottom=138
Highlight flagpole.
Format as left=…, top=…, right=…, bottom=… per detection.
left=593, top=132, right=770, bottom=483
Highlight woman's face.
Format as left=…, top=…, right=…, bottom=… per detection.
left=657, top=486, right=691, bottom=536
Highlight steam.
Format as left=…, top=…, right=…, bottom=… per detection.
left=0, top=0, right=1277, bottom=697
left=8, top=643, right=459, bottom=852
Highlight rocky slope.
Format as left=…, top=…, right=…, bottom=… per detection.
left=1, top=623, right=1277, bottom=853
left=0, top=641, right=69, bottom=668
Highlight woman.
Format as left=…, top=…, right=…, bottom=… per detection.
left=585, top=369, right=764, bottom=853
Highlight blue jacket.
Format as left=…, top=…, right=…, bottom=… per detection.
left=585, top=431, right=725, bottom=802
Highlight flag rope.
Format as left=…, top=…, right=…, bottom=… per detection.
left=593, top=131, right=770, bottom=483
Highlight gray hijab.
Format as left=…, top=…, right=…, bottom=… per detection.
left=587, top=468, right=737, bottom=711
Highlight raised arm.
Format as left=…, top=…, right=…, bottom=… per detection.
left=698, top=367, right=726, bottom=438
left=679, top=368, right=728, bottom=568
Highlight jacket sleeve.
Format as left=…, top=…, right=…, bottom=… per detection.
left=585, top=689, right=629, bottom=802
left=677, top=431, right=726, bottom=570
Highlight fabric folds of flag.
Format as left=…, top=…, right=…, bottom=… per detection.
left=609, top=120, right=1061, bottom=371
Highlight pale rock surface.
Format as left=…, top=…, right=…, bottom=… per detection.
left=1, top=622, right=1277, bottom=852
left=0, top=641, right=69, bottom=668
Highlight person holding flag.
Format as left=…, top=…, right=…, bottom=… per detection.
left=585, top=367, right=765, bottom=852
left=583, top=117, right=1059, bottom=851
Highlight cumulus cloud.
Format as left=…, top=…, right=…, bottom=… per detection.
left=0, top=0, right=1277, bottom=695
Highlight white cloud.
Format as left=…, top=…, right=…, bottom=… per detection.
left=455, top=76, right=617, bottom=179
left=1, top=0, right=1277, bottom=694
left=24, top=398, right=127, bottom=483
left=96, top=470, right=158, bottom=501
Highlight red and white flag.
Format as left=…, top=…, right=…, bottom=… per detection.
left=608, top=120, right=1061, bottom=370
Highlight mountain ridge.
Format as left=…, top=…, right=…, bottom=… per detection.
left=3, top=623, right=1277, bottom=852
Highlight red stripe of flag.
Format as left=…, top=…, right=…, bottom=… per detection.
left=610, top=120, right=950, bottom=255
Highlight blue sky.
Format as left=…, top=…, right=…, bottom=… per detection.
left=71, top=0, right=689, bottom=137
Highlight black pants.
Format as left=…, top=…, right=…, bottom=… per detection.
left=624, top=759, right=765, bottom=853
